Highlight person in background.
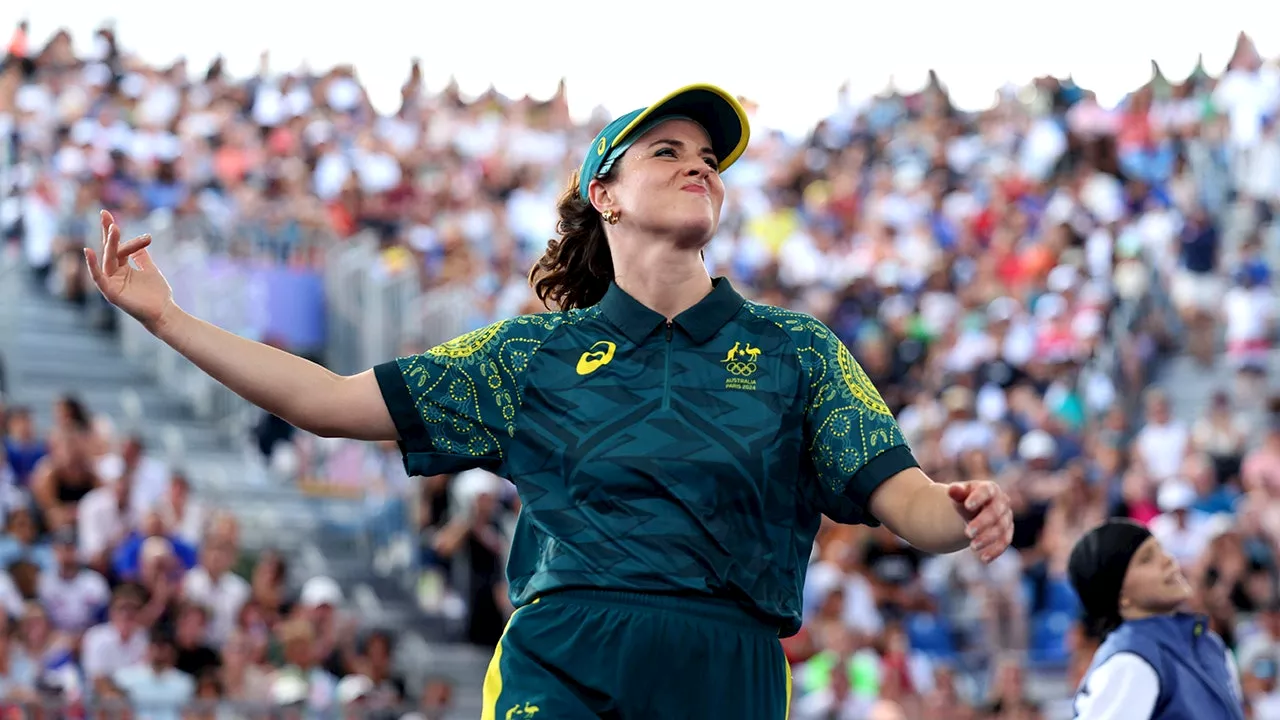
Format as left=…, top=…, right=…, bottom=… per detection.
left=352, top=629, right=405, bottom=708
left=1069, top=519, right=1244, bottom=719
left=28, top=414, right=98, bottom=533
left=170, top=602, right=220, bottom=679
left=36, top=526, right=110, bottom=635
left=111, top=627, right=195, bottom=720
left=0, top=508, right=54, bottom=572
left=155, top=472, right=206, bottom=547
left=180, top=536, right=250, bottom=646
left=81, top=585, right=149, bottom=683
left=112, top=512, right=198, bottom=583
left=0, top=622, right=38, bottom=702
left=3, top=407, right=46, bottom=486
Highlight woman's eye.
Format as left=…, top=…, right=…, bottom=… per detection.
left=655, top=147, right=676, bottom=157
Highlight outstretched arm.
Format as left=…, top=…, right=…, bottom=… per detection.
left=869, top=468, right=1013, bottom=560
left=154, top=310, right=395, bottom=440
left=87, top=211, right=396, bottom=441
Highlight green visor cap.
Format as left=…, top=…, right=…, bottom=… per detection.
left=578, top=84, right=751, bottom=202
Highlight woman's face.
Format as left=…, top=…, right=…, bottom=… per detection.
left=591, top=118, right=725, bottom=250
left=1119, top=537, right=1192, bottom=616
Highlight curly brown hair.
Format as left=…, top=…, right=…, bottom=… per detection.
left=528, top=169, right=616, bottom=312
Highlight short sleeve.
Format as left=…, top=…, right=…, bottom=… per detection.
left=800, top=324, right=917, bottom=525
left=374, top=319, right=534, bottom=477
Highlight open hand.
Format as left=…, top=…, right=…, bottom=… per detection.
left=84, top=210, right=175, bottom=331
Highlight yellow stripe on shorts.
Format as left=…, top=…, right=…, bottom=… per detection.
left=783, top=649, right=793, bottom=720
left=480, top=598, right=539, bottom=720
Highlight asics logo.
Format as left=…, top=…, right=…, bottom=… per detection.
left=576, top=341, right=616, bottom=376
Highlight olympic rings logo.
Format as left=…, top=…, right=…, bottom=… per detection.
left=725, top=362, right=758, bottom=376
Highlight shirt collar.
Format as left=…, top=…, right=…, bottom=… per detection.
left=598, top=277, right=745, bottom=345
left=1131, top=612, right=1209, bottom=637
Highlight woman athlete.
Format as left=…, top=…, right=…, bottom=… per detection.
left=86, top=83, right=1013, bottom=720
left=1069, top=519, right=1243, bottom=719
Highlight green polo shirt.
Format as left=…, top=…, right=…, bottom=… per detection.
left=375, top=277, right=917, bottom=636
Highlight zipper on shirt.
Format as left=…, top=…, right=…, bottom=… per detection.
left=662, top=321, right=673, bottom=410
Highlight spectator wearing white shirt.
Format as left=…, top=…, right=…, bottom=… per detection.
left=112, top=627, right=194, bottom=720
left=274, top=617, right=338, bottom=714
left=182, top=537, right=249, bottom=646
left=77, top=467, right=131, bottom=572
left=1222, top=241, right=1276, bottom=375
left=938, top=387, right=995, bottom=461
left=803, top=541, right=883, bottom=638
left=81, top=584, right=149, bottom=681
left=95, top=435, right=169, bottom=522
left=1149, top=481, right=1220, bottom=568
left=0, top=571, right=26, bottom=620
left=156, top=473, right=206, bottom=547
left=1133, top=390, right=1189, bottom=484
left=37, top=527, right=109, bottom=634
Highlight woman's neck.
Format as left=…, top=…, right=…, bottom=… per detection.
left=1121, top=604, right=1183, bottom=623
left=611, top=246, right=712, bottom=321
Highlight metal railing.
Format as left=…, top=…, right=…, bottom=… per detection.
left=98, top=211, right=421, bottom=585
left=321, top=235, right=420, bottom=378
left=109, top=211, right=329, bottom=441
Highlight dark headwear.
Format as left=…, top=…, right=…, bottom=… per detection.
left=1068, top=519, right=1153, bottom=637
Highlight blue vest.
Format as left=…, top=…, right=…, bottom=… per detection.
left=1087, top=613, right=1244, bottom=720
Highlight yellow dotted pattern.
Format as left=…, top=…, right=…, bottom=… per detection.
left=744, top=302, right=905, bottom=493
left=402, top=310, right=599, bottom=461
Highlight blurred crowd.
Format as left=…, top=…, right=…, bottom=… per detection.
left=0, top=396, right=456, bottom=718
left=7, top=16, right=1280, bottom=720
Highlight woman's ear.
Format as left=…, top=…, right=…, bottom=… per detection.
left=588, top=177, right=614, bottom=215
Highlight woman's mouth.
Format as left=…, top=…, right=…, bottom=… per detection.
left=681, top=183, right=707, bottom=195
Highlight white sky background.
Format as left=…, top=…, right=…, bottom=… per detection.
left=4, top=0, right=1279, bottom=136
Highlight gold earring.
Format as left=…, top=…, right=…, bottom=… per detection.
left=602, top=209, right=620, bottom=225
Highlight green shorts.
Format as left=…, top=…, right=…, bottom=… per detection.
left=480, top=589, right=793, bottom=720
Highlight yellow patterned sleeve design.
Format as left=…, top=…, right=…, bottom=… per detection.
left=801, top=321, right=908, bottom=500
left=393, top=314, right=562, bottom=472
left=749, top=306, right=907, bottom=500
left=743, top=303, right=916, bottom=523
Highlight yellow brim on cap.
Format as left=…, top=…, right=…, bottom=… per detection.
left=610, top=83, right=751, bottom=173
left=579, top=83, right=752, bottom=200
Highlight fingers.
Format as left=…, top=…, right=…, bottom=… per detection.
left=102, top=220, right=121, bottom=276
left=116, top=234, right=152, bottom=263
left=969, top=514, right=1010, bottom=562
left=962, top=482, right=1013, bottom=563
left=946, top=483, right=970, bottom=504
left=84, top=248, right=103, bottom=286
left=133, top=247, right=156, bottom=272
left=963, top=483, right=993, bottom=514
